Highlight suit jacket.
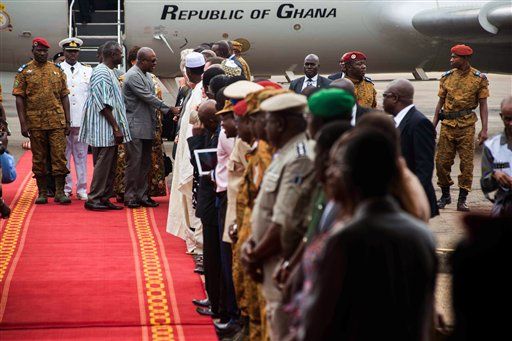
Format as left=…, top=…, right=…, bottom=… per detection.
left=328, top=71, right=344, bottom=81
left=289, top=75, right=332, bottom=94
left=299, top=196, right=438, bottom=341
left=123, top=65, right=170, bottom=140
left=195, top=127, right=220, bottom=226
left=398, top=106, right=439, bottom=217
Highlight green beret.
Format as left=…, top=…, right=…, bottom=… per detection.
left=308, top=88, right=355, bottom=119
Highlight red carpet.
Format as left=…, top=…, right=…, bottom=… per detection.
left=0, top=153, right=216, bottom=340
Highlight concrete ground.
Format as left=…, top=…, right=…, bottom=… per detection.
left=1, top=71, right=511, bottom=327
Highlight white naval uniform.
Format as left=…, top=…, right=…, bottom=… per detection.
left=61, top=61, right=92, bottom=196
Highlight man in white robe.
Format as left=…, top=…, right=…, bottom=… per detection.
left=166, top=52, right=206, bottom=254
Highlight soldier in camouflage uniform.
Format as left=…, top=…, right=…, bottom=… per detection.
left=433, top=44, right=489, bottom=211
left=342, top=51, right=376, bottom=108
left=13, top=37, right=71, bottom=205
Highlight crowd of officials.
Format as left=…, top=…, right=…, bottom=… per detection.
left=0, top=35, right=511, bottom=341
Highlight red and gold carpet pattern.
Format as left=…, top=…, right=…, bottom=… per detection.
left=0, top=153, right=216, bottom=340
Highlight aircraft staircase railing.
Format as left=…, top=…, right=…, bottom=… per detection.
left=68, top=0, right=126, bottom=71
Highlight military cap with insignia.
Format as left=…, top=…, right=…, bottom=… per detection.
left=341, top=51, right=367, bottom=63
left=245, top=89, right=291, bottom=115
left=308, top=88, right=355, bottom=118
left=59, top=37, right=84, bottom=51
left=216, top=100, right=234, bottom=116
left=260, top=92, right=307, bottom=113
left=223, top=80, right=263, bottom=100
left=32, top=37, right=50, bottom=48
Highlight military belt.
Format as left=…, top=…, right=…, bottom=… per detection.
left=440, top=109, right=473, bottom=120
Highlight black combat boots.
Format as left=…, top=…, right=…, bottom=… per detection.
left=437, top=187, right=451, bottom=209
left=457, top=188, right=470, bottom=212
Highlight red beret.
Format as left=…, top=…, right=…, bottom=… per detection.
left=451, top=44, right=473, bottom=56
left=341, top=51, right=367, bottom=63
left=32, top=37, right=50, bottom=49
left=257, top=80, right=282, bottom=90
left=233, top=100, right=248, bottom=117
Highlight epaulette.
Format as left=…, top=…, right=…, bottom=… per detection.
left=363, top=76, right=373, bottom=84
left=53, top=62, right=63, bottom=70
left=441, top=70, right=453, bottom=78
left=17, top=64, right=28, bottom=73
left=80, top=62, right=91, bottom=67
left=474, top=70, right=487, bottom=79
left=296, top=141, right=307, bottom=157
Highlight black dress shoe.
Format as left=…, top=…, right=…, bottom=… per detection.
left=124, top=200, right=141, bottom=208
left=192, top=298, right=210, bottom=308
left=84, top=201, right=109, bottom=211
left=140, top=198, right=159, bottom=207
left=215, top=320, right=242, bottom=338
left=102, top=200, right=123, bottom=210
left=196, top=307, right=215, bottom=316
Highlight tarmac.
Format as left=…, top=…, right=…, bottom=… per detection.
left=1, top=71, right=511, bottom=326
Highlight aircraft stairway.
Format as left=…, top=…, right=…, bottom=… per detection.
left=70, top=1, right=125, bottom=68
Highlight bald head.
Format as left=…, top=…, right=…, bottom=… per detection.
left=386, top=78, right=414, bottom=103
left=198, top=100, right=219, bottom=132
left=330, top=78, right=355, bottom=97
left=501, top=95, right=512, bottom=110
left=304, top=54, right=320, bottom=78
left=136, top=47, right=157, bottom=72
left=305, top=54, right=319, bottom=64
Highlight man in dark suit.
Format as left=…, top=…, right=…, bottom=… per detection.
left=383, top=78, right=439, bottom=217
left=328, top=52, right=347, bottom=81
left=331, top=78, right=371, bottom=125
left=298, top=130, right=438, bottom=341
left=289, top=54, right=332, bottom=94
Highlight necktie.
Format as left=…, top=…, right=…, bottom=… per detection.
left=306, top=78, right=313, bottom=87
left=70, top=66, right=75, bottom=73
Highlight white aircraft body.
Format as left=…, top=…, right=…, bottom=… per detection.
left=0, top=0, right=511, bottom=78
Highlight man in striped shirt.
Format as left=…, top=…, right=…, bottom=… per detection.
left=79, top=41, right=131, bottom=211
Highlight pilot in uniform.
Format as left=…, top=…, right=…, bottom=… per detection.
left=13, top=37, right=71, bottom=204
left=58, top=37, right=92, bottom=200
left=342, top=51, right=377, bottom=108
left=434, top=44, right=489, bottom=211
left=246, top=92, right=315, bottom=340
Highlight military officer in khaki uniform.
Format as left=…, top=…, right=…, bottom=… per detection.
left=13, top=37, right=71, bottom=204
left=242, top=92, right=315, bottom=340
left=342, top=51, right=377, bottom=108
left=433, top=44, right=489, bottom=211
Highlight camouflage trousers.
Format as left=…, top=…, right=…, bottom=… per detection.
left=435, top=124, right=475, bottom=192
left=29, top=129, right=69, bottom=177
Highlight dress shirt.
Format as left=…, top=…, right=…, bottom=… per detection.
left=393, top=104, right=415, bottom=127
left=301, top=74, right=318, bottom=91
left=60, top=61, right=92, bottom=127
left=215, top=128, right=235, bottom=192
